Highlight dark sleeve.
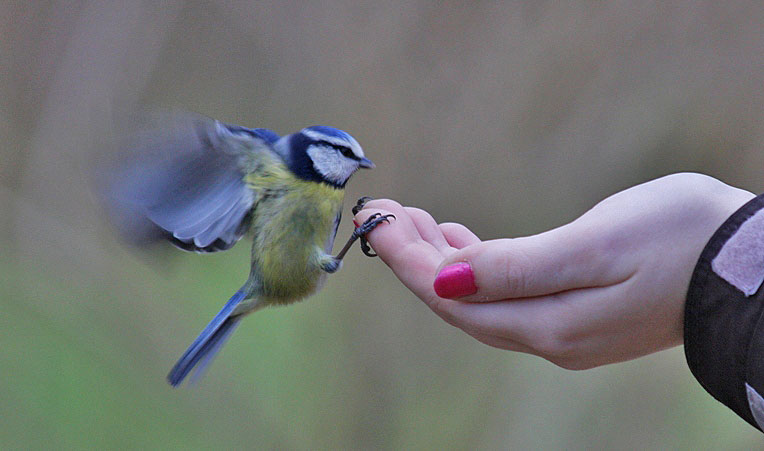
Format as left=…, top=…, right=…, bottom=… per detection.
left=685, top=194, right=764, bottom=432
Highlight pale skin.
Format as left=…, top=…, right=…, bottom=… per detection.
left=354, top=173, right=755, bottom=370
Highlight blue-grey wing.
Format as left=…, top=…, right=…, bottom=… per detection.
left=107, top=112, right=284, bottom=253
left=224, top=124, right=281, bottom=146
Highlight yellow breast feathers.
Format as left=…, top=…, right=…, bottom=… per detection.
left=245, top=170, right=344, bottom=302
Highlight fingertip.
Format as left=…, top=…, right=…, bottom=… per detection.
left=353, top=199, right=398, bottom=222
left=434, top=240, right=483, bottom=274
left=404, top=207, right=451, bottom=251
left=351, top=204, right=421, bottom=258
left=362, top=198, right=404, bottom=214
left=433, top=261, right=478, bottom=299
left=433, top=240, right=511, bottom=302
left=353, top=206, right=396, bottom=225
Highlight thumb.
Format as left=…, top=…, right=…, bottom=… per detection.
left=433, top=226, right=609, bottom=302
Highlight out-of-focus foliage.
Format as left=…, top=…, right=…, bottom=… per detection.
left=2, top=1, right=763, bottom=448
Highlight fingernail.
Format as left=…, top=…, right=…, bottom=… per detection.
left=353, top=219, right=359, bottom=227
left=434, top=262, right=477, bottom=298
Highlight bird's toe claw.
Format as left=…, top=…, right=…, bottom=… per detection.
left=360, top=237, right=377, bottom=257
left=352, top=196, right=375, bottom=215
left=354, top=213, right=395, bottom=257
left=358, top=213, right=395, bottom=234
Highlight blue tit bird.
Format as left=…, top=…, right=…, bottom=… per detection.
left=106, top=113, right=392, bottom=387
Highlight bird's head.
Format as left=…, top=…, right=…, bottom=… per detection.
left=282, top=126, right=374, bottom=187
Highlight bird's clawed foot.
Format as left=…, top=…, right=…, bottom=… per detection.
left=352, top=196, right=375, bottom=215
left=355, top=212, right=395, bottom=257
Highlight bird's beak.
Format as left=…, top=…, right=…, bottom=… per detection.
left=358, top=157, right=375, bottom=169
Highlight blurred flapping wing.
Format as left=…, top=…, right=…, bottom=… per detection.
left=107, top=113, right=284, bottom=253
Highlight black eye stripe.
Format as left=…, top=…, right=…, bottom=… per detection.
left=316, top=140, right=359, bottom=160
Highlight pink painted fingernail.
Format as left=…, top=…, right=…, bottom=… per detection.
left=434, top=263, right=477, bottom=298
left=353, top=219, right=360, bottom=227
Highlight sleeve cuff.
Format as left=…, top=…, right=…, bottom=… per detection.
left=685, top=193, right=764, bottom=431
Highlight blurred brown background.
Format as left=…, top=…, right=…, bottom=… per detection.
left=2, top=1, right=763, bottom=448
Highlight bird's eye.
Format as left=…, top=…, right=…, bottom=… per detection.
left=339, top=147, right=354, bottom=158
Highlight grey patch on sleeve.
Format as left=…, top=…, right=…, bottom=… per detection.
left=746, top=383, right=764, bottom=430
left=711, top=209, right=764, bottom=296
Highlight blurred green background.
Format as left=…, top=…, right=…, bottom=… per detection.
left=2, top=1, right=763, bottom=449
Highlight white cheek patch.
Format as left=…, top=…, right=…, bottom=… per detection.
left=307, top=146, right=358, bottom=184
left=711, top=209, right=764, bottom=296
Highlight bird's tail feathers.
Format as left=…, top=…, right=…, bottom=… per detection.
left=167, top=289, right=252, bottom=387
left=186, top=315, right=242, bottom=385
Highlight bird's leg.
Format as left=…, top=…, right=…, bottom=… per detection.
left=351, top=196, right=377, bottom=256
left=321, top=213, right=395, bottom=273
left=319, top=198, right=394, bottom=273
left=338, top=212, right=395, bottom=260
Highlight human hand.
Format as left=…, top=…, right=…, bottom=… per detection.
left=354, top=173, right=754, bottom=369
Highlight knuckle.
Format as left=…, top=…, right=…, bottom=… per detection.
left=499, top=245, right=532, bottom=296
left=533, top=323, right=597, bottom=371
left=659, top=172, right=714, bottom=187
left=533, top=321, right=578, bottom=362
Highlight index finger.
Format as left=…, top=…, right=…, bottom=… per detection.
left=354, top=199, right=445, bottom=296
